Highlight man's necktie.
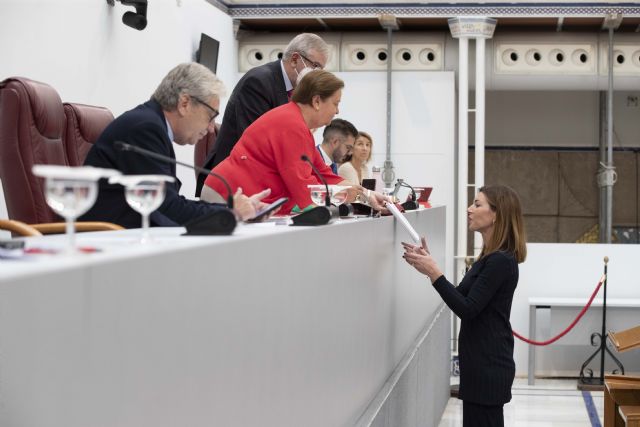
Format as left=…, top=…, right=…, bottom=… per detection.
left=331, top=163, right=337, bottom=174
left=287, top=89, right=293, bottom=101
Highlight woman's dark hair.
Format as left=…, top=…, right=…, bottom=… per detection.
left=291, top=70, right=344, bottom=106
left=479, top=185, right=527, bottom=263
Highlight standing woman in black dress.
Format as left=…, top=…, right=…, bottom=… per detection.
left=402, top=185, right=526, bottom=427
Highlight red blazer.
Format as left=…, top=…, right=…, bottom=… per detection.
left=205, top=102, right=343, bottom=214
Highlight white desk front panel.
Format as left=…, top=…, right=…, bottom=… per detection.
left=0, top=208, right=447, bottom=427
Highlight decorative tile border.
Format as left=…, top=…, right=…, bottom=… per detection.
left=214, top=3, right=640, bottom=19
left=205, top=0, right=229, bottom=14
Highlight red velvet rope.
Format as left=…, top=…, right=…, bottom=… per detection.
left=512, top=274, right=606, bottom=346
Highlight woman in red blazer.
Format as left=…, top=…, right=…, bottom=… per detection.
left=403, top=185, right=527, bottom=427
left=201, top=70, right=386, bottom=214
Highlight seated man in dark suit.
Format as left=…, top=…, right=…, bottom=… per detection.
left=316, top=119, right=358, bottom=179
left=82, top=62, right=267, bottom=228
left=195, top=33, right=329, bottom=196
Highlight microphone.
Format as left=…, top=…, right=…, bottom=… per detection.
left=301, top=154, right=330, bottom=206
left=114, top=140, right=237, bottom=235
left=292, top=155, right=338, bottom=226
left=115, top=141, right=233, bottom=208
left=393, top=178, right=418, bottom=211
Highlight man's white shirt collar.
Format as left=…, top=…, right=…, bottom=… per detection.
left=165, top=117, right=174, bottom=142
left=280, top=60, right=294, bottom=92
left=317, top=145, right=333, bottom=166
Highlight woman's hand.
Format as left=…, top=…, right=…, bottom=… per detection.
left=344, top=185, right=363, bottom=203
left=341, top=186, right=387, bottom=214
left=366, top=190, right=391, bottom=212
left=402, top=237, right=443, bottom=282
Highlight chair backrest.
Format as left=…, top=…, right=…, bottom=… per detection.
left=63, top=102, right=114, bottom=166
left=193, top=122, right=220, bottom=180
left=0, top=77, right=67, bottom=223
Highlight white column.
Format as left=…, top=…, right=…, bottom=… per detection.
left=457, top=37, right=469, bottom=275
left=474, top=37, right=486, bottom=256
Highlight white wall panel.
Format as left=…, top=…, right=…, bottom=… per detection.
left=238, top=33, right=341, bottom=72
left=340, top=33, right=445, bottom=71
left=598, top=34, right=640, bottom=76
left=513, top=243, right=640, bottom=376
left=0, top=0, right=236, bottom=205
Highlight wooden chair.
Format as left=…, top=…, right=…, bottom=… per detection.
left=0, top=219, right=123, bottom=237
left=604, top=325, right=640, bottom=427
left=0, top=219, right=42, bottom=236
left=619, top=406, right=640, bottom=427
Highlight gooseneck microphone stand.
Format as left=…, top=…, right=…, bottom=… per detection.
left=290, top=155, right=337, bottom=226
left=578, top=256, right=624, bottom=389
left=115, top=140, right=237, bottom=235
left=115, top=141, right=234, bottom=208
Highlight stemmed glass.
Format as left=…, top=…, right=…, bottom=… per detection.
left=308, top=184, right=330, bottom=207
left=32, top=165, right=121, bottom=253
left=109, top=175, right=175, bottom=243
left=329, top=185, right=350, bottom=206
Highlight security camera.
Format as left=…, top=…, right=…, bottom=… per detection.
left=122, top=9, right=147, bottom=30
left=107, top=0, right=148, bottom=31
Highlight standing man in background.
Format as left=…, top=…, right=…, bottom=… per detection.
left=195, top=33, right=329, bottom=196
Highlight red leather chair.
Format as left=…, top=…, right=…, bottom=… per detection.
left=193, top=122, right=219, bottom=180
left=0, top=77, right=67, bottom=224
left=63, top=102, right=114, bottom=166
left=0, top=78, right=123, bottom=236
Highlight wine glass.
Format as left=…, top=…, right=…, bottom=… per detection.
left=109, top=175, right=175, bottom=243
left=307, top=184, right=329, bottom=207
left=32, top=165, right=121, bottom=253
left=329, top=185, right=350, bottom=206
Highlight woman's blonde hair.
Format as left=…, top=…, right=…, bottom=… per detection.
left=479, top=185, right=527, bottom=263
left=343, top=131, right=373, bottom=163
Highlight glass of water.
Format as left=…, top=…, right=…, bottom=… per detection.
left=308, top=184, right=330, bottom=207
left=32, top=165, right=120, bottom=252
left=329, top=185, right=350, bottom=206
left=110, top=175, right=175, bottom=243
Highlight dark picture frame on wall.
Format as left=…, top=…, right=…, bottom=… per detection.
left=197, top=33, right=219, bottom=74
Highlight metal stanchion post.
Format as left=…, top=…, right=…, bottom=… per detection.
left=578, top=256, right=625, bottom=390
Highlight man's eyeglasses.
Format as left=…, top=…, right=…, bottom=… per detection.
left=297, top=52, right=323, bottom=70
left=192, top=96, right=219, bottom=124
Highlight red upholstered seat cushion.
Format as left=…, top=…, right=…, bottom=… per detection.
left=0, top=77, right=66, bottom=223
left=63, top=103, right=114, bottom=166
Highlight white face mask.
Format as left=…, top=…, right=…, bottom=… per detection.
left=295, top=66, right=313, bottom=86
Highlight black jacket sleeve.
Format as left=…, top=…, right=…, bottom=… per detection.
left=125, top=122, right=227, bottom=226
left=432, top=252, right=513, bottom=321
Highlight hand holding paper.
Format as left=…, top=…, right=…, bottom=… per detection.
left=402, top=236, right=444, bottom=282
left=385, top=201, right=420, bottom=243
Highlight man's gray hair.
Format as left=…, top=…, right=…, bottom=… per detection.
left=283, top=33, right=329, bottom=61
left=152, top=62, right=226, bottom=111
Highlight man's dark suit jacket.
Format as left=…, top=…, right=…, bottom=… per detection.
left=432, top=251, right=519, bottom=406
left=82, top=99, right=228, bottom=228
left=195, top=60, right=289, bottom=196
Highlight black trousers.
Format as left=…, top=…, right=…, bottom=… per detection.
left=462, top=401, right=504, bottom=427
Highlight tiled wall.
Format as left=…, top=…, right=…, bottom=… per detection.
left=469, top=149, right=639, bottom=243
